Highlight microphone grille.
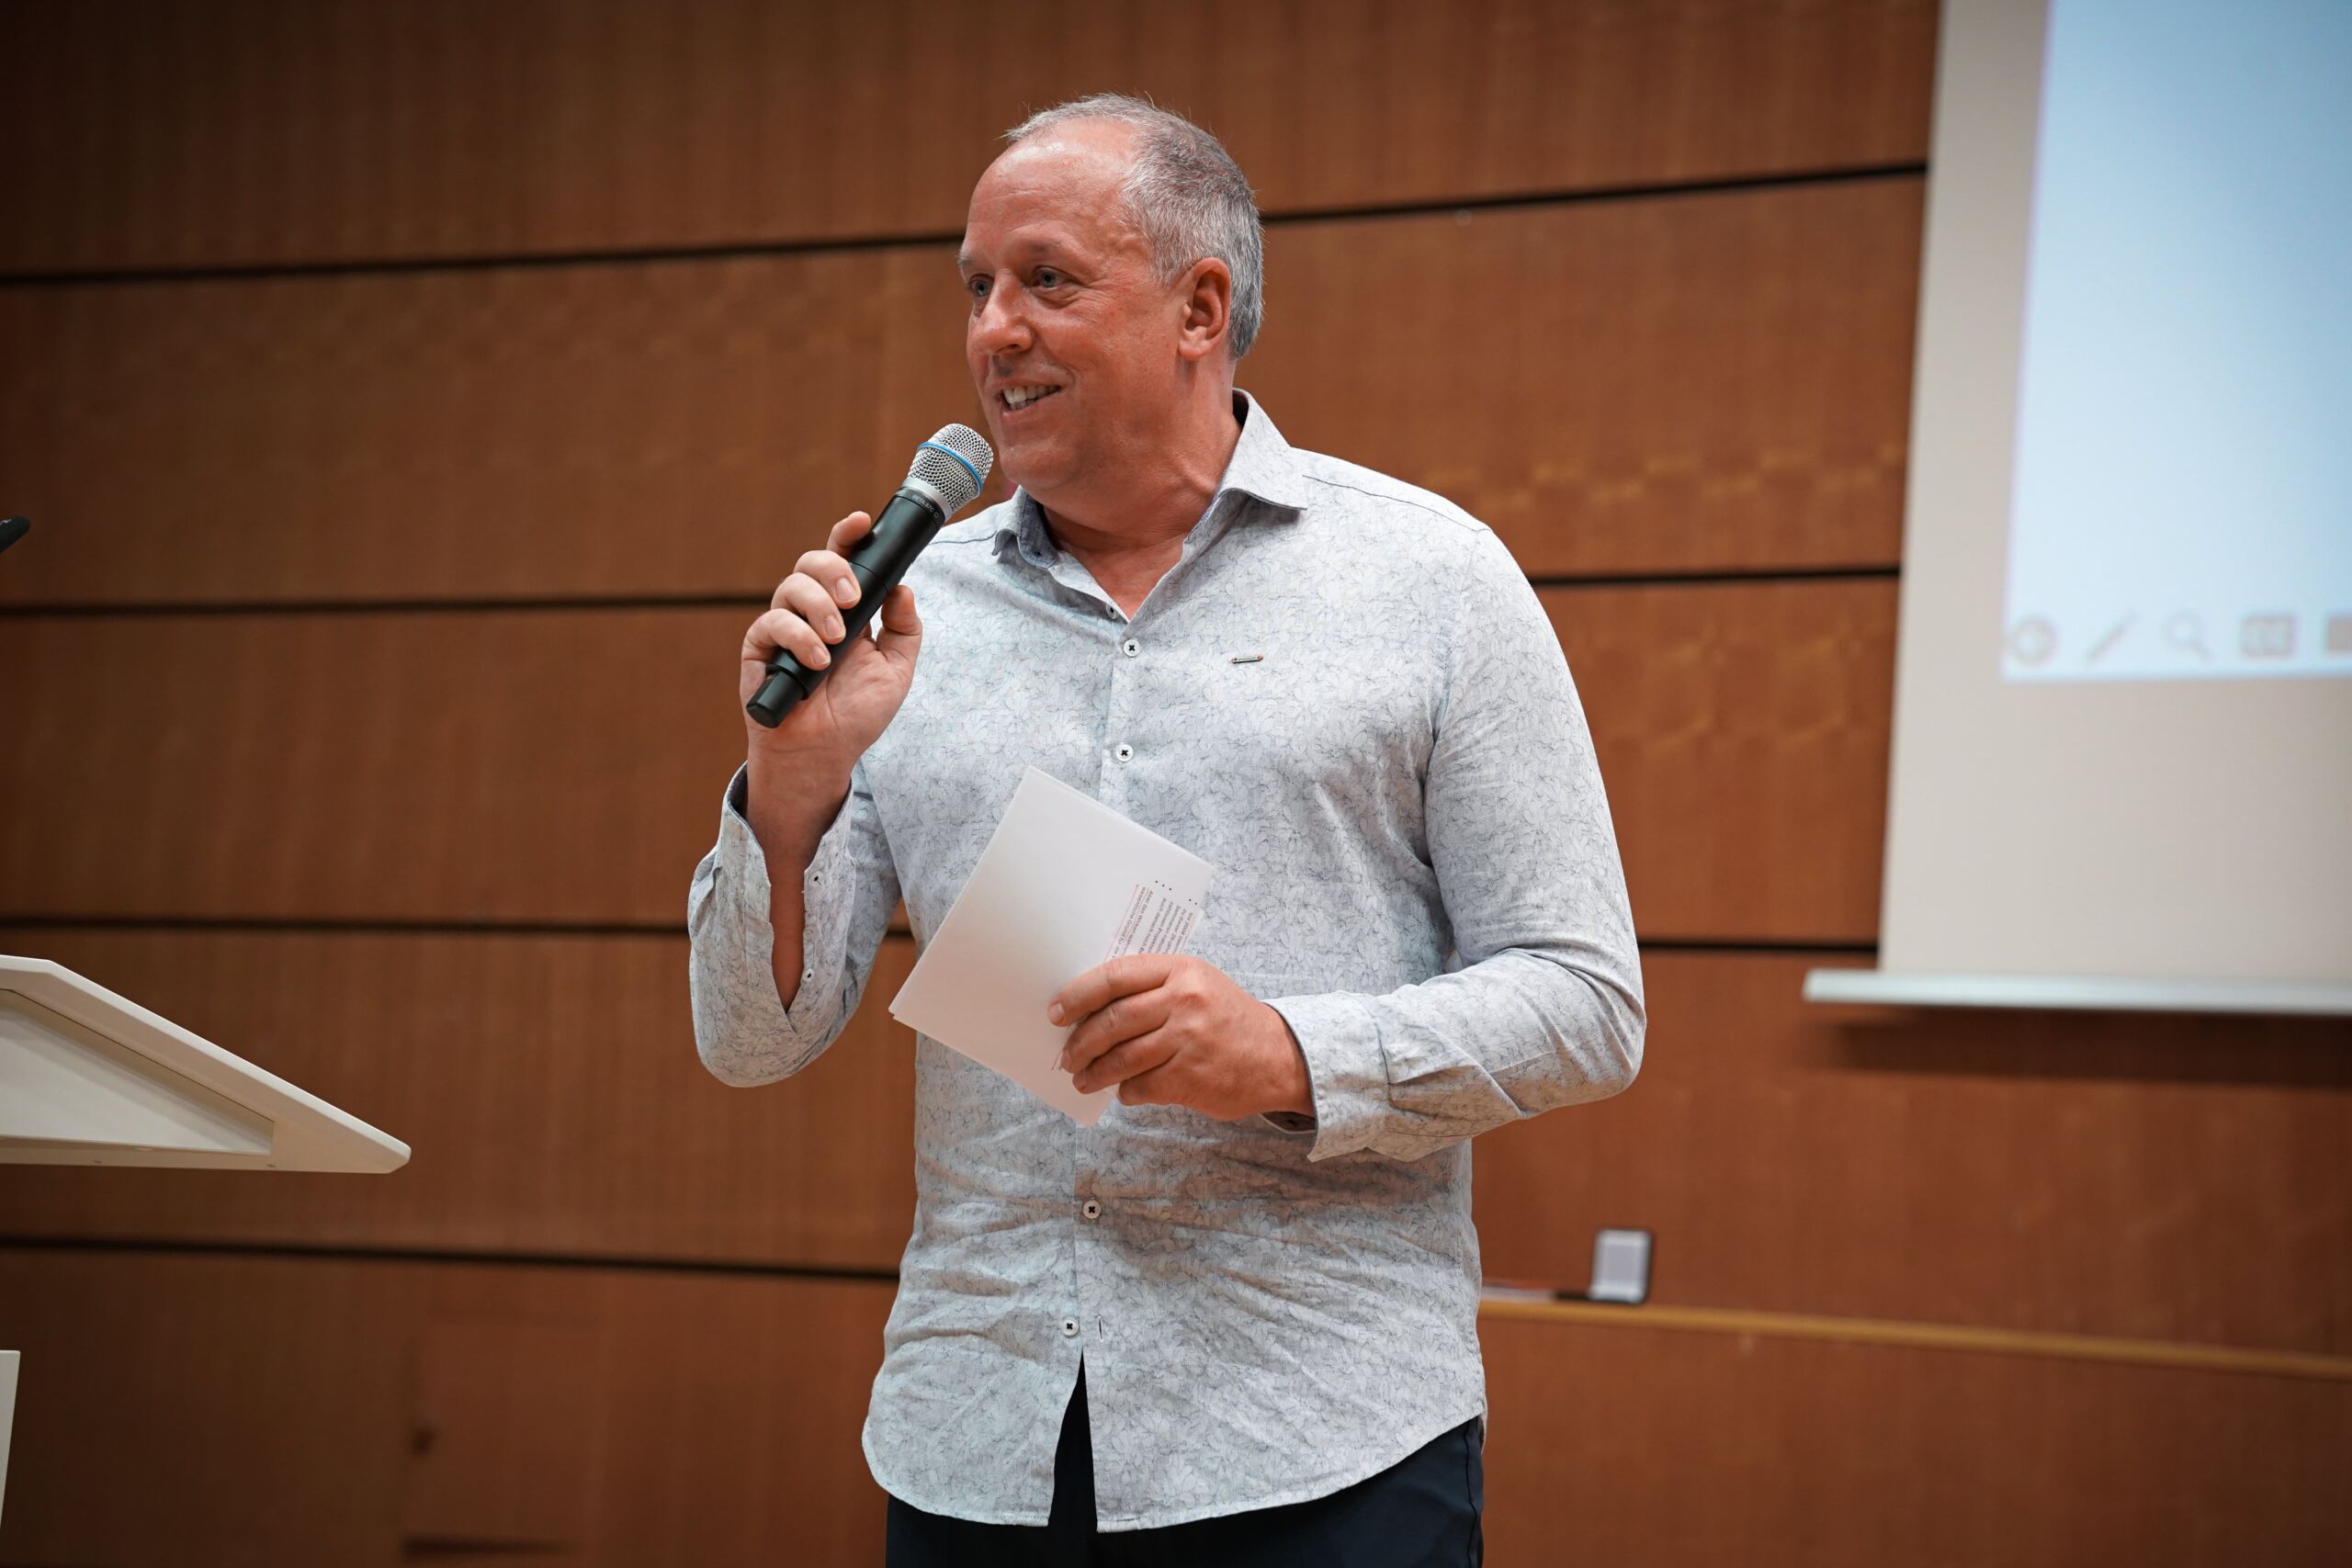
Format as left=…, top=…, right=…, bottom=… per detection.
left=906, top=423, right=996, bottom=514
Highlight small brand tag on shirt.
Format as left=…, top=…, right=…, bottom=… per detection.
left=1227, top=652, right=1264, bottom=664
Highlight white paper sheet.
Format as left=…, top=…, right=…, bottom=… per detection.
left=888, top=767, right=1210, bottom=1123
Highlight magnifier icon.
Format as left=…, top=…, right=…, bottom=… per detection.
left=2164, top=611, right=2211, bottom=661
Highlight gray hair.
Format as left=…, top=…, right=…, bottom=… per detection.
left=1003, top=94, right=1265, bottom=360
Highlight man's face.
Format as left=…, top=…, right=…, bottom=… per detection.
left=959, top=121, right=1187, bottom=503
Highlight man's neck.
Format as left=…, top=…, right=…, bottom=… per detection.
left=1038, top=391, right=1242, bottom=619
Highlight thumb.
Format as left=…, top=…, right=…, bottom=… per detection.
left=871, top=584, right=922, bottom=671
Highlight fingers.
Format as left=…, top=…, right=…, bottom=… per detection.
left=742, top=603, right=837, bottom=672
left=778, top=550, right=863, bottom=615
left=781, top=572, right=849, bottom=644
left=872, top=584, right=922, bottom=664
left=749, top=512, right=877, bottom=674
left=825, top=510, right=876, bottom=556
left=1071, top=1030, right=1179, bottom=1096
left=1058, top=987, right=1174, bottom=1076
left=769, top=511, right=871, bottom=614
left=1048, top=954, right=1181, bottom=1032
left=1114, top=1063, right=1182, bottom=1108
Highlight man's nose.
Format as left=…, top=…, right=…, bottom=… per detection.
left=970, top=283, right=1031, bottom=355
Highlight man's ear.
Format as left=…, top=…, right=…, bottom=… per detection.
left=1175, top=258, right=1234, bottom=364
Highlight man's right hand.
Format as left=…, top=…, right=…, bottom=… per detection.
left=738, top=510, right=923, bottom=783
left=737, top=510, right=919, bottom=1009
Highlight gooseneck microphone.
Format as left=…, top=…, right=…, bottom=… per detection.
left=746, top=425, right=994, bottom=728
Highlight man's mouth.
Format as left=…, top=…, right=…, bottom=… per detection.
left=1000, top=385, right=1063, bottom=412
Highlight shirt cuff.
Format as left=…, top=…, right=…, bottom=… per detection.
left=1262, top=990, right=1389, bottom=1161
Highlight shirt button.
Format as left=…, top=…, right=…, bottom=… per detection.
left=1060, top=1317, right=1080, bottom=1338
left=1122, top=638, right=1140, bottom=658
left=1081, top=1200, right=1102, bottom=1220
left=1114, top=743, right=1134, bottom=763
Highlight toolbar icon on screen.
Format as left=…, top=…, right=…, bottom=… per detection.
left=2327, top=614, right=2352, bottom=655
left=2239, top=613, right=2296, bottom=659
left=2164, top=611, right=2211, bottom=661
left=2007, top=615, right=2057, bottom=666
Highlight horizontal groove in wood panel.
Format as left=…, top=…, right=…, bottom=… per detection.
left=0, top=1235, right=900, bottom=1286
left=0, top=594, right=774, bottom=620
left=1480, top=1298, right=2352, bottom=1384
left=0, top=1249, right=894, bottom=1566
left=0, top=930, right=922, bottom=1272
left=0, top=180, right=1923, bottom=610
left=0, top=915, right=689, bottom=938
left=0, top=905, right=1881, bottom=952
left=0, top=582, right=1892, bottom=937
left=1533, top=566, right=1904, bottom=592
left=1634, top=935, right=1879, bottom=955
left=1476, top=952, right=2352, bottom=1358
left=0, top=916, right=1873, bottom=963
left=0, top=0, right=1938, bottom=273
left=1479, top=1313, right=2352, bottom=1566
left=0, top=162, right=1933, bottom=291
left=0, top=566, right=1908, bottom=622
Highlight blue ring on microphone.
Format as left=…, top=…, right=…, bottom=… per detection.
left=917, top=441, right=985, bottom=496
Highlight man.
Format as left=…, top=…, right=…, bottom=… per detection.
left=689, top=94, right=1643, bottom=1564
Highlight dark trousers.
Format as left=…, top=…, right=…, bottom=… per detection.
left=885, top=1365, right=1484, bottom=1567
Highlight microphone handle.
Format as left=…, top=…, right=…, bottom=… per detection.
left=746, top=486, right=946, bottom=728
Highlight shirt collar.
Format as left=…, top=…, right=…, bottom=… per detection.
left=994, top=389, right=1310, bottom=564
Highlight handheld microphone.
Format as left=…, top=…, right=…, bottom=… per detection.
left=746, top=425, right=994, bottom=728
left=0, top=516, right=28, bottom=556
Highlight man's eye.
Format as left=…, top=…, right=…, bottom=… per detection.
left=966, top=276, right=989, bottom=299
left=1035, top=268, right=1063, bottom=288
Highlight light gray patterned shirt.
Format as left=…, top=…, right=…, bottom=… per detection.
left=688, top=391, right=1643, bottom=1532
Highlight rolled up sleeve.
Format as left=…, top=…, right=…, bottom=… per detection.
left=687, top=761, right=899, bottom=1087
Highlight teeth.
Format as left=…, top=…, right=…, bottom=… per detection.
left=1003, top=385, right=1057, bottom=409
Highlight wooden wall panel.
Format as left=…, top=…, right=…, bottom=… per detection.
left=7, top=938, right=2335, bottom=1359
left=0, top=1249, right=892, bottom=1567
left=0, top=1250, right=415, bottom=1566
left=1555, top=580, right=1894, bottom=942
left=0, top=245, right=976, bottom=608
left=0, top=581, right=1893, bottom=939
left=0, top=0, right=1937, bottom=275
left=1258, top=182, right=1920, bottom=579
left=19, top=5, right=2329, bottom=1562
left=0, top=607, right=746, bottom=925
left=1476, top=954, right=2352, bottom=1356
left=0, top=931, right=920, bottom=1270
left=1479, top=1313, right=2352, bottom=1567
left=0, top=179, right=1920, bottom=610
left=5, top=1248, right=2344, bottom=1568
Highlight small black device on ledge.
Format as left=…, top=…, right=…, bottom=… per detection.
left=0, top=516, right=28, bottom=556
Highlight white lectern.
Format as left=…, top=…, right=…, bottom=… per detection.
left=0, top=953, right=410, bottom=1527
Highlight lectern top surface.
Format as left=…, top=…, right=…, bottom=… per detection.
left=0, top=954, right=409, bottom=1173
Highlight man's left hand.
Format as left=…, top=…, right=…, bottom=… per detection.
left=1050, top=955, right=1314, bottom=1121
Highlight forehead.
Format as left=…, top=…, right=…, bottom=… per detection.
left=958, top=126, right=1144, bottom=269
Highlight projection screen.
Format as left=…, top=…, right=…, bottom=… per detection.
left=1807, top=0, right=2352, bottom=1015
